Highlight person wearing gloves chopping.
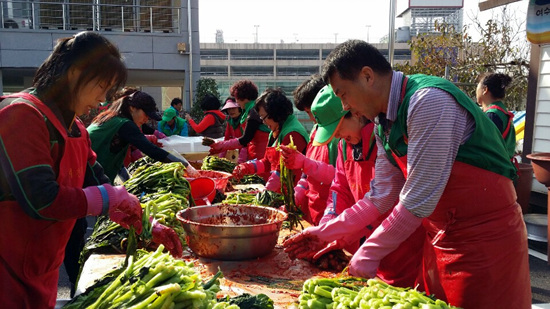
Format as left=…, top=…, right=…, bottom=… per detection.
left=232, top=88, right=309, bottom=192
left=0, top=32, right=178, bottom=308
left=280, top=82, right=340, bottom=225
left=208, top=80, right=270, bottom=163
left=88, top=90, right=199, bottom=182
left=309, top=91, right=424, bottom=288
left=283, top=40, right=530, bottom=308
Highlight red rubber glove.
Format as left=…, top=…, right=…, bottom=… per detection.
left=84, top=185, right=143, bottom=234
left=232, top=160, right=264, bottom=181
left=209, top=138, right=241, bottom=155
left=145, top=134, right=163, bottom=147
left=151, top=220, right=183, bottom=258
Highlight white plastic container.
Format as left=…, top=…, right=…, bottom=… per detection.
left=160, top=136, right=222, bottom=154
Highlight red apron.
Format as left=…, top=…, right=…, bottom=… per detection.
left=421, top=161, right=531, bottom=308
left=263, top=146, right=280, bottom=184
left=247, top=129, right=269, bottom=161
left=0, top=93, right=88, bottom=308
left=348, top=127, right=423, bottom=288
left=390, top=148, right=530, bottom=307
left=302, top=140, right=331, bottom=225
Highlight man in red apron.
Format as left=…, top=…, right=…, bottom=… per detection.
left=286, top=90, right=424, bottom=289
left=284, top=40, right=531, bottom=308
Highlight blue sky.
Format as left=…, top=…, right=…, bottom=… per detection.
left=198, top=0, right=528, bottom=44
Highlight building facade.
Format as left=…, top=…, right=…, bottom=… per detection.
left=200, top=42, right=411, bottom=130
left=0, top=0, right=200, bottom=110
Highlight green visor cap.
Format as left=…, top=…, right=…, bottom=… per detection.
left=312, top=85, right=349, bottom=145
left=162, top=107, right=177, bottom=122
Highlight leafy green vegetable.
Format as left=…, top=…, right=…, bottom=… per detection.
left=228, top=293, right=274, bottom=309
left=202, top=156, right=237, bottom=174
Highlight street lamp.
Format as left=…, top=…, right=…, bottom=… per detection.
left=366, top=25, right=371, bottom=43
left=254, top=25, right=259, bottom=43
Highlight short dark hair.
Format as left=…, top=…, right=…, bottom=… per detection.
left=322, top=40, right=392, bottom=84
left=478, top=73, right=512, bottom=100
left=293, top=74, right=326, bottom=111
left=171, top=97, right=183, bottom=107
left=230, top=80, right=259, bottom=101
left=33, top=31, right=127, bottom=111
left=201, top=93, right=221, bottom=110
left=255, top=88, right=293, bottom=126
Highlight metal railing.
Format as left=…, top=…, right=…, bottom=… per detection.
left=1, top=0, right=181, bottom=33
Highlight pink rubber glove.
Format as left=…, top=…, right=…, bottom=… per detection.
left=283, top=198, right=381, bottom=261
left=265, top=170, right=281, bottom=193
left=349, top=203, right=423, bottom=278
left=153, top=130, right=167, bottom=139
left=145, top=134, right=163, bottom=147
left=130, top=148, right=144, bottom=162
left=237, top=148, right=248, bottom=163
left=280, top=145, right=306, bottom=169
left=232, top=160, right=265, bottom=181
left=84, top=185, right=143, bottom=234
left=294, top=175, right=308, bottom=208
left=280, top=145, right=335, bottom=184
left=302, top=156, right=335, bottom=184
left=209, top=138, right=242, bottom=155
left=151, top=219, right=183, bottom=258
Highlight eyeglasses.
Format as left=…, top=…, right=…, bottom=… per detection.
left=259, top=114, right=270, bottom=121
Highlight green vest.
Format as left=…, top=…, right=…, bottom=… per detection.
left=485, top=101, right=516, bottom=159
left=378, top=74, right=517, bottom=180
left=87, top=117, right=131, bottom=183
left=241, top=100, right=270, bottom=133
left=269, top=114, right=310, bottom=147
left=159, top=116, right=186, bottom=136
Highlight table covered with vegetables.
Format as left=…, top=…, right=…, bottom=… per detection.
left=65, top=156, right=460, bottom=309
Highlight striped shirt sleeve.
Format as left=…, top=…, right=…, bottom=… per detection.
left=401, top=87, right=473, bottom=217
left=364, top=137, right=406, bottom=214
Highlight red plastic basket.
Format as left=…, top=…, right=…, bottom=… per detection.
left=190, top=170, right=232, bottom=192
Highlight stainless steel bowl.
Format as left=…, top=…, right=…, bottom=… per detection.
left=176, top=204, right=288, bottom=260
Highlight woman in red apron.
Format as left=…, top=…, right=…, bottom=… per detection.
left=219, top=97, right=244, bottom=160
left=1, top=32, right=148, bottom=308
left=476, top=72, right=517, bottom=159
left=280, top=83, right=340, bottom=226
left=208, top=80, right=270, bottom=163
left=232, top=88, right=309, bottom=192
